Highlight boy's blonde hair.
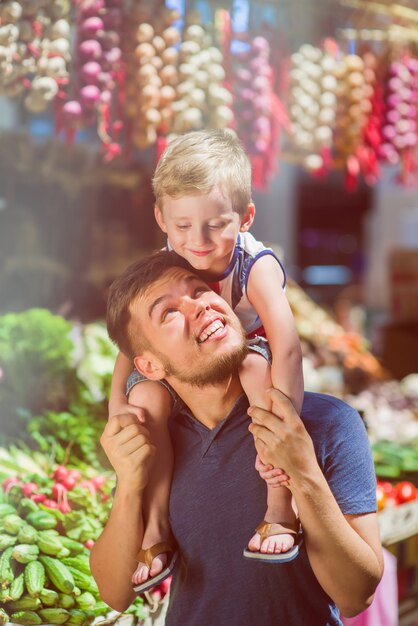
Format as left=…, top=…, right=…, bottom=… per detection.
left=152, top=129, right=252, bottom=215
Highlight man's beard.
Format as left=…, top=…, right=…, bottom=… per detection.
left=158, top=340, right=249, bottom=387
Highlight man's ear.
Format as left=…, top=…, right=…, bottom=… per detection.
left=154, top=206, right=167, bottom=233
left=133, top=353, right=166, bottom=381
left=239, top=203, right=255, bottom=232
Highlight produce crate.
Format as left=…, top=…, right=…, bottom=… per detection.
left=379, top=500, right=418, bottom=546
left=380, top=322, right=418, bottom=380
left=389, top=248, right=418, bottom=323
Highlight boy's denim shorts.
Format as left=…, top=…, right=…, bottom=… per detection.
left=125, top=336, right=272, bottom=411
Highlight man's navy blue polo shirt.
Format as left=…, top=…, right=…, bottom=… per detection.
left=166, top=392, right=377, bottom=626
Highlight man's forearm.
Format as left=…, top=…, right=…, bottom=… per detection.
left=90, top=484, right=144, bottom=612
left=291, top=469, right=383, bottom=617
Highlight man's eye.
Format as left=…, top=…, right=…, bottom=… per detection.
left=161, top=308, right=177, bottom=321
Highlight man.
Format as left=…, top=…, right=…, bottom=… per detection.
left=90, top=251, right=383, bottom=626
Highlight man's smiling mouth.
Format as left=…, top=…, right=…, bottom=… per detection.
left=197, top=319, right=225, bottom=343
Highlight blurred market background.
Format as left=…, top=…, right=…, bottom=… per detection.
left=1, top=0, right=418, bottom=624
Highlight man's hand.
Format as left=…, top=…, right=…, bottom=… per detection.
left=100, top=414, right=155, bottom=492
left=248, top=389, right=317, bottom=486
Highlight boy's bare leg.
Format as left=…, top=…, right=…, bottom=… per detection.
left=240, top=352, right=297, bottom=554
left=128, top=382, right=174, bottom=585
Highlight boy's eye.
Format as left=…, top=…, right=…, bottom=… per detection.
left=208, top=222, right=225, bottom=230
left=176, top=224, right=190, bottom=230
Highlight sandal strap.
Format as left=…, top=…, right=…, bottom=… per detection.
left=255, top=520, right=300, bottom=546
left=136, top=542, right=174, bottom=568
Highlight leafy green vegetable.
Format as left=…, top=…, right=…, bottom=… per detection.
left=125, top=596, right=147, bottom=620
left=63, top=511, right=103, bottom=542
left=72, top=323, right=118, bottom=403
left=0, top=309, right=79, bottom=438
left=27, top=405, right=109, bottom=470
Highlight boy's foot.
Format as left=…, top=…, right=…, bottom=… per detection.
left=132, top=542, right=178, bottom=590
left=132, top=545, right=169, bottom=586
left=247, top=528, right=295, bottom=554
left=243, top=520, right=301, bottom=563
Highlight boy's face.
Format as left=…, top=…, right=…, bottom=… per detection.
left=155, top=189, right=255, bottom=275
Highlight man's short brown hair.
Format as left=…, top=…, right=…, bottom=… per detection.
left=107, top=250, right=188, bottom=359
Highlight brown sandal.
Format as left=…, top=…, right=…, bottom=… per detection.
left=133, top=542, right=179, bottom=594
left=136, top=542, right=174, bottom=568
left=243, top=519, right=302, bottom=563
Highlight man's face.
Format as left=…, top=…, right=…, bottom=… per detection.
left=131, top=267, right=247, bottom=386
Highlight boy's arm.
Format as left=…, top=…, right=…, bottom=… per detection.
left=248, top=390, right=383, bottom=617
left=89, top=415, right=154, bottom=611
left=109, top=351, right=137, bottom=417
left=246, top=254, right=304, bottom=413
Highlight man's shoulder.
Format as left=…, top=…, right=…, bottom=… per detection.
left=302, top=391, right=354, bottom=413
left=301, top=392, right=370, bottom=467
left=301, top=392, right=360, bottom=430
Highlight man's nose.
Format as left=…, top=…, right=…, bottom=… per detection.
left=182, top=296, right=206, bottom=319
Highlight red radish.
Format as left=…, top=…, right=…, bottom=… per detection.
left=151, top=589, right=162, bottom=602
left=54, top=466, right=69, bottom=482
left=67, top=469, right=82, bottom=482
left=59, top=500, right=72, bottom=513
left=3, top=477, right=21, bottom=491
left=160, top=577, right=171, bottom=594
left=21, top=482, right=39, bottom=496
left=85, top=539, right=95, bottom=549
left=62, top=477, right=77, bottom=491
left=52, top=482, right=68, bottom=502
left=91, top=475, right=107, bottom=489
left=30, top=493, right=46, bottom=503
left=80, top=479, right=97, bottom=493
left=43, top=499, right=59, bottom=509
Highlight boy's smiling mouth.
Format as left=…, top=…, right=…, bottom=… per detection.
left=189, top=249, right=213, bottom=257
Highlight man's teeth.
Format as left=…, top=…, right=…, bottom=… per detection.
left=198, top=320, right=224, bottom=343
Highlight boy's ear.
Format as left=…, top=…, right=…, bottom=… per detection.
left=133, top=353, right=166, bottom=381
left=239, top=203, right=255, bottom=232
left=154, top=206, right=167, bottom=233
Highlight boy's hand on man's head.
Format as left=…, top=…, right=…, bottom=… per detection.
left=100, top=414, right=155, bottom=493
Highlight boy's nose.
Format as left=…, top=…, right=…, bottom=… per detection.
left=190, top=227, right=207, bottom=246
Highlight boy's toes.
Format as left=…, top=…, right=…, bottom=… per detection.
left=281, top=535, right=296, bottom=552
left=260, top=532, right=295, bottom=554
left=247, top=532, right=261, bottom=553
left=132, top=565, right=149, bottom=585
left=149, top=553, right=168, bottom=578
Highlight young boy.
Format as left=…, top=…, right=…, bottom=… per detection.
left=109, top=129, right=304, bottom=592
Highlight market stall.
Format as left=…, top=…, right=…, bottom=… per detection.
left=0, top=291, right=417, bottom=624
left=0, top=0, right=418, bottom=624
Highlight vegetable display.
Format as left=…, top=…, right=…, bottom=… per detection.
left=0, top=309, right=78, bottom=438
left=286, top=278, right=386, bottom=395
left=124, top=3, right=181, bottom=149
left=0, top=496, right=110, bottom=624
left=0, top=0, right=71, bottom=110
